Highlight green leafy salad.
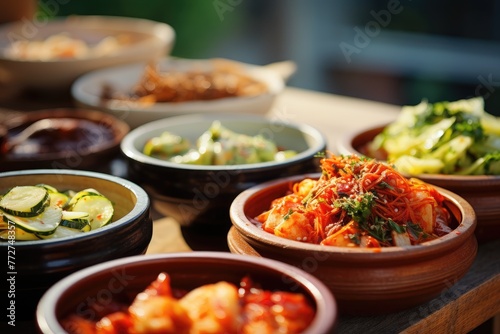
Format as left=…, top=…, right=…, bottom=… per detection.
left=366, top=97, right=500, bottom=175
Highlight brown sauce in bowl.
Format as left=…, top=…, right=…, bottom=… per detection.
left=4, top=118, right=114, bottom=158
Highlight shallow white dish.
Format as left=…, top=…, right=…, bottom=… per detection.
left=72, top=57, right=294, bottom=128
left=0, top=15, right=175, bottom=90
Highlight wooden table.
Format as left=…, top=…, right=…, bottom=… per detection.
left=2, top=87, right=499, bottom=334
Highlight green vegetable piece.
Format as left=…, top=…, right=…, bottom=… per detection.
left=430, top=135, right=472, bottom=174
left=70, top=194, right=114, bottom=230
left=457, top=153, right=500, bottom=175
left=143, top=131, right=191, bottom=159
left=143, top=120, right=297, bottom=166
left=0, top=227, right=39, bottom=241
left=66, top=188, right=101, bottom=209
left=36, top=226, right=83, bottom=239
left=253, top=135, right=278, bottom=162
left=369, top=96, right=500, bottom=175
left=2, top=204, right=62, bottom=235
left=393, top=156, right=444, bottom=175
left=0, top=185, right=49, bottom=217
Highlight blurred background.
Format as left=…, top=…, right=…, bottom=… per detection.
left=32, top=0, right=500, bottom=115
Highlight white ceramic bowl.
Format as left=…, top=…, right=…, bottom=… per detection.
left=72, top=58, right=294, bottom=128
left=120, top=113, right=327, bottom=227
left=0, top=15, right=175, bottom=90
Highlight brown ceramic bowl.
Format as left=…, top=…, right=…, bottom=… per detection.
left=337, top=124, right=500, bottom=243
left=0, top=169, right=152, bottom=322
left=0, top=108, right=130, bottom=172
left=36, top=252, right=337, bottom=334
left=229, top=173, right=477, bottom=315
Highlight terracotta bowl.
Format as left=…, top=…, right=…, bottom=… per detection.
left=229, top=173, right=477, bottom=315
left=120, top=113, right=327, bottom=228
left=0, top=169, right=152, bottom=322
left=1, top=108, right=130, bottom=171
left=36, top=252, right=338, bottom=334
left=337, top=125, right=500, bottom=243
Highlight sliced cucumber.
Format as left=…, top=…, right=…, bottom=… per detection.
left=61, top=210, right=90, bottom=221
left=0, top=186, right=49, bottom=217
left=0, top=212, right=7, bottom=229
left=71, top=195, right=114, bottom=230
left=36, top=183, right=60, bottom=193
left=49, top=192, right=70, bottom=208
left=64, top=189, right=76, bottom=199
left=60, top=211, right=91, bottom=231
left=0, top=184, right=115, bottom=240
left=0, top=227, right=39, bottom=241
left=36, top=226, right=84, bottom=239
left=2, top=205, right=62, bottom=235
left=37, top=183, right=70, bottom=208
left=66, top=188, right=101, bottom=209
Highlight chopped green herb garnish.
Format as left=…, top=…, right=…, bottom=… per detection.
left=334, top=192, right=375, bottom=223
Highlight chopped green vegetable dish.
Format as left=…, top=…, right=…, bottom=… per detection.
left=0, top=184, right=114, bottom=241
left=143, top=121, right=297, bottom=165
left=366, top=97, right=500, bottom=175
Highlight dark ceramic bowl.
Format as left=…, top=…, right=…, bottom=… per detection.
left=1, top=108, right=130, bottom=171
left=120, top=113, right=327, bottom=227
left=229, top=173, right=477, bottom=315
left=337, top=124, right=500, bottom=243
left=36, top=252, right=337, bottom=334
left=0, top=169, right=152, bottom=322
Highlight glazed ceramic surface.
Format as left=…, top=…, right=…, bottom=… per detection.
left=0, top=15, right=174, bottom=90
left=229, top=173, right=478, bottom=315
left=0, top=169, right=152, bottom=321
left=72, top=58, right=291, bottom=128
left=36, top=252, right=337, bottom=334
left=1, top=108, right=129, bottom=171
left=121, top=113, right=327, bottom=227
left=337, top=125, right=500, bottom=243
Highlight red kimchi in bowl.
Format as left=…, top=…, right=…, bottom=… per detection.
left=255, top=154, right=453, bottom=248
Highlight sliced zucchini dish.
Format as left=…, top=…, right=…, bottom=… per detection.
left=0, top=184, right=114, bottom=240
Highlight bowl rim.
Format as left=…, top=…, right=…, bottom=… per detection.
left=337, top=123, right=500, bottom=183
left=3, top=108, right=130, bottom=163
left=0, top=15, right=175, bottom=64
left=230, top=173, right=477, bottom=260
left=36, top=251, right=337, bottom=334
left=120, top=112, right=328, bottom=171
left=0, top=169, right=149, bottom=245
left=71, top=57, right=285, bottom=114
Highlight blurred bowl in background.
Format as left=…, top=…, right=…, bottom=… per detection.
left=337, top=124, right=500, bottom=243
left=0, top=169, right=152, bottom=321
left=37, top=252, right=338, bottom=334
left=0, top=108, right=129, bottom=171
left=72, top=57, right=294, bottom=128
left=229, top=173, right=477, bottom=315
left=0, top=15, right=175, bottom=91
left=120, top=113, right=326, bottom=228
